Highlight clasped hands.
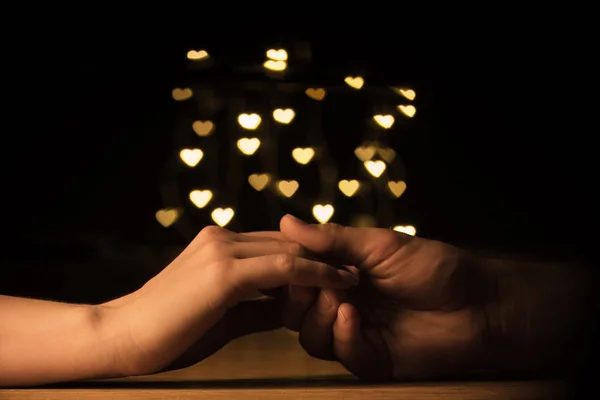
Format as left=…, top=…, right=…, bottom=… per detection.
left=98, top=214, right=513, bottom=381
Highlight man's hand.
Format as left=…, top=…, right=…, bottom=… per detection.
left=277, top=215, right=494, bottom=380
left=99, top=225, right=358, bottom=378
left=279, top=215, right=593, bottom=381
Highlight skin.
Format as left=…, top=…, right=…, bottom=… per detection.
left=275, top=215, right=594, bottom=381
left=0, top=225, right=358, bottom=387
left=1, top=216, right=593, bottom=386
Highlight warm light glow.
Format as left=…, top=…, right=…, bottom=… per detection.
left=172, top=88, right=193, bottom=101
left=344, top=76, right=364, bottom=89
left=292, top=147, right=315, bottom=165
left=364, top=160, right=386, bottom=178
left=187, top=50, right=209, bottom=61
left=305, top=88, right=326, bottom=101
left=351, top=214, right=376, bottom=227
left=338, top=180, right=360, bottom=197
left=248, top=174, right=270, bottom=191
left=238, top=113, right=262, bottom=130
left=266, top=49, right=288, bottom=61
left=237, top=138, right=261, bottom=155
left=277, top=180, right=299, bottom=198
left=211, top=208, right=234, bottom=227
left=179, top=148, right=203, bottom=167
left=354, top=146, right=376, bottom=162
left=156, top=208, right=180, bottom=227
left=377, top=147, right=396, bottom=162
left=313, top=204, right=334, bottom=224
left=400, top=89, right=416, bottom=100
left=387, top=181, right=407, bottom=198
left=393, top=225, right=416, bottom=236
left=398, top=105, right=416, bottom=118
left=192, top=120, right=214, bottom=136
left=373, top=114, right=395, bottom=129
left=263, top=60, right=287, bottom=71
left=189, top=190, right=213, bottom=208
left=273, top=108, right=295, bottom=124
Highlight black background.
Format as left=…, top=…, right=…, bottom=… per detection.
left=0, top=31, right=595, bottom=303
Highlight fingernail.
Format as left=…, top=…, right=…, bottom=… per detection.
left=285, top=214, right=306, bottom=225
left=340, top=271, right=359, bottom=286
left=338, top=306, right=348, bottom=322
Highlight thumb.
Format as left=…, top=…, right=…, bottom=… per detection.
left=280, top=214, right=408, bottom=267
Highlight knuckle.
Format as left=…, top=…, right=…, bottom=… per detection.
left=204, top=238, right=231, bottom=256
left=199, top=225, right=227, bottom=239
left=275, top=253, right=296, bottom=274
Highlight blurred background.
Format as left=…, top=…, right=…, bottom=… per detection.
left=0, top=30, right=594, bottom=307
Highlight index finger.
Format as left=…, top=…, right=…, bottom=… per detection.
left=240, top=231, right=285, bottom=241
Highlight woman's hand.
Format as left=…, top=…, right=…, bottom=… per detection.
left=99, top=225, right=358, bottom=377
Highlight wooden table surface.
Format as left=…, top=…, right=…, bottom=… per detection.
left=1, top=329, right=565, bottom=399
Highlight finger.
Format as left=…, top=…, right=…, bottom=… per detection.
left=333, top=303, right=392, bottom=381
left=231, top=240, right=307, bottom=259
left=280, top=214, right=412, bottom=268
left=241, top=231, right=285, bottom=241
left=233, top=255, right=359, bottom=292
left=281, top=285, right=317, bottom=331
left=298, top=290, right=344, bottom=361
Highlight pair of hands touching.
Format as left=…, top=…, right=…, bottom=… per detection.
left=101, top=214, right=500, bottom=381
left=100, top=214, right=587, bottom=382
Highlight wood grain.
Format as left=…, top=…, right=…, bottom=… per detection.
left=1, top=329, right=564, bottom=399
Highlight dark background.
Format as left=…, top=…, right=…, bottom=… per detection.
left=0, top=32, right=595, bottom=304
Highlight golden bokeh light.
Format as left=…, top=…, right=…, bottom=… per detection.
left=377, top=147, right=396, bottom=162
left=373, top=114, right=395, bottom=129
left=155, top=208, right=181, bottom=227
left=388, top=181, right=407, bottom=198
left=393, top=225, right=416, bottom=236
left=398, top=105, right=416, bottom=118
left=179, top=148, right=204, bottom=167
left=313, top=204, right=334, bottom=224
left=172, top=88, right=193, bottom=101
left=292, top=147, right=315, bottom=165
left=277, top=180, right=299, bottom=198
left=211, top=208, right=234, bottom=227
left=189, top=190, right=213, bottom=208
left=192, top=120, right=214, bottom=136
left=338, top=180, right=360, bottom=197
left=263, top=60, right=287, bottom=71
left=344, top=76, right=364, bottom=89
left=394, top=88, right=416, bottom=101
left=273, top=108, right=295, bottom=124
left=248, top=174, right=270, bottom=191
left=364, top=160, right=386, bottom=178
left=237, top=113, right=262, bottom=130
left=266, top=49, right=288, bottom=61
left=187, top=50, right=210, bottom=61
left=305, top=88, right=326, bottom=101
left=237, top=138, right=261, bottom=155
left=354, top=145, right=376, bottom=162
left=350, top=214, right=377, bottom=227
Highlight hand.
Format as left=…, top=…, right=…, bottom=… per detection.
left=98, top=225, right=359, bottom=376
left=278, top=215, right=497, bottom=381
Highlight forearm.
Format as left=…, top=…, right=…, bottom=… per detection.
left=482, top=257, right=596, bottom=374
left=0, top=295, right=120, bottom=387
